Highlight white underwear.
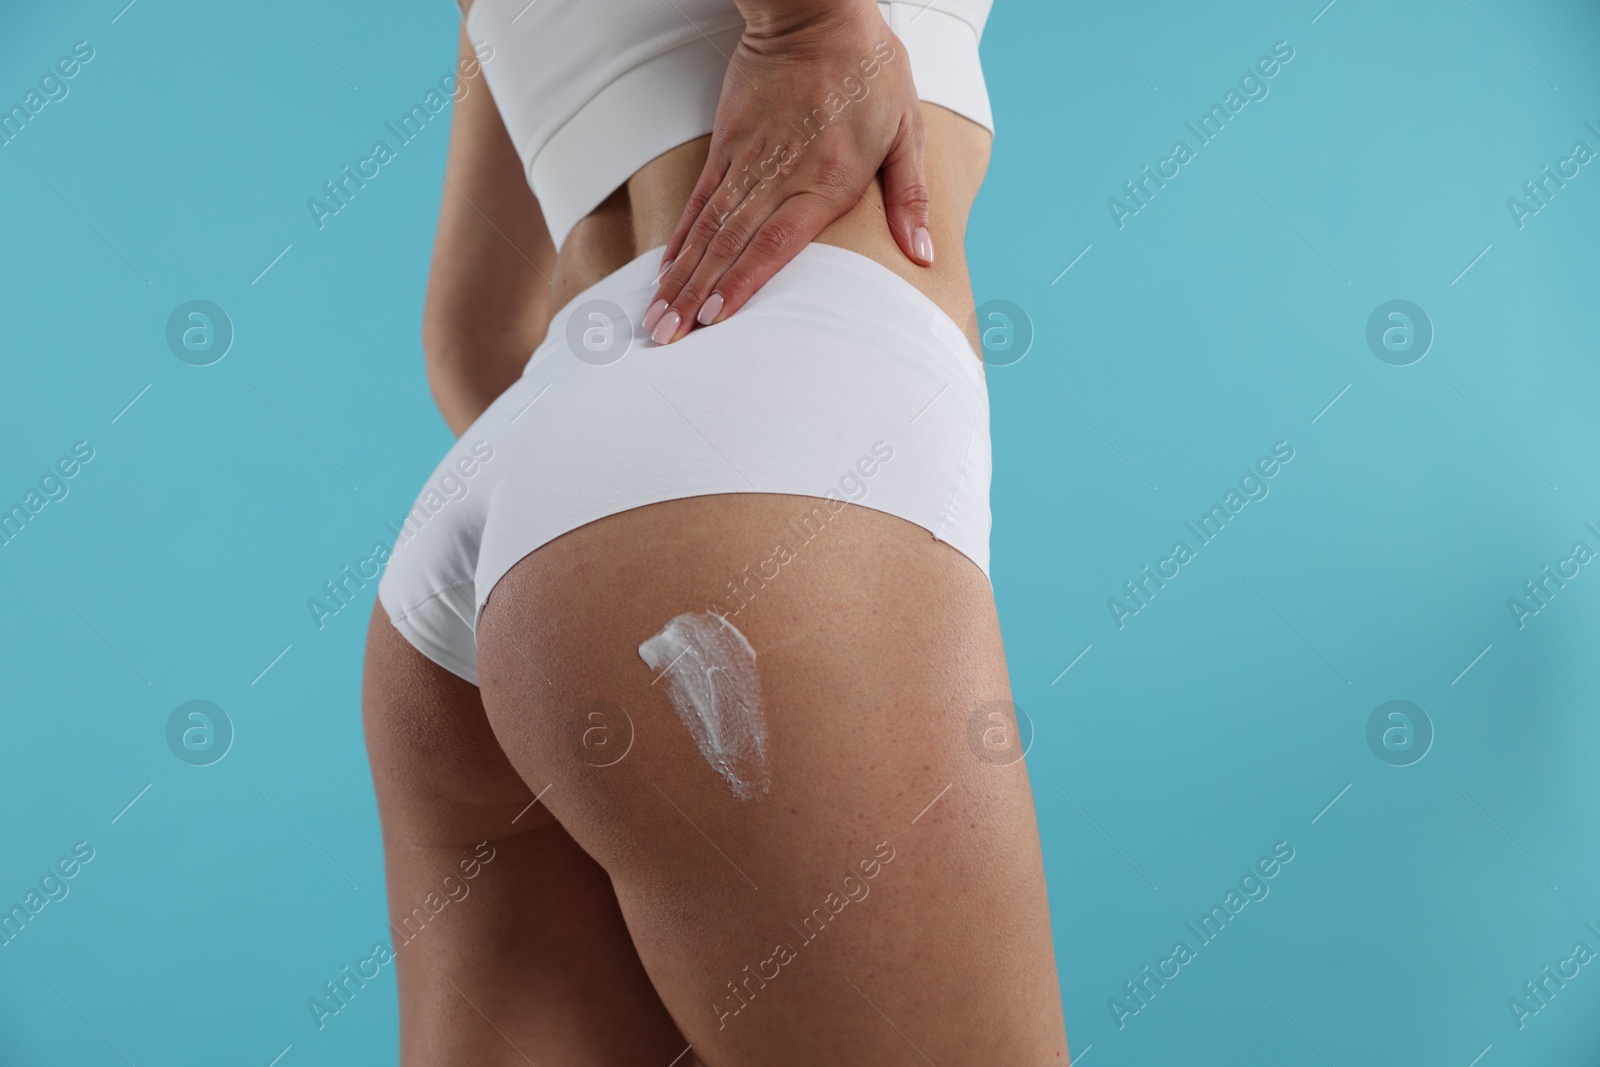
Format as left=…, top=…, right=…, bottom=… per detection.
left=376, top=242, right=992, bottom=685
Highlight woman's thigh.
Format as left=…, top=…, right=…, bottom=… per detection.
left=475, top=493, right=1068, bottom=1065
left=361, top=605, right=694, bottom=1066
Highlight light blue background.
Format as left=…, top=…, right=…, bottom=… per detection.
left=4, top=0, right=1599, bottom=1064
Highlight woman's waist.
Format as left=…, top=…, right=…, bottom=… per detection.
left=546, top=104, right=991, bottom=353
left=527, top=239, right=987, bottom=402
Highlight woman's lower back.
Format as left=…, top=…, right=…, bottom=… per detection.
left=550, top=103, right=993, bottom=354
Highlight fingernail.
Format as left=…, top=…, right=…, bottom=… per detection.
left=643, top=299, right=669, bottom=331
left=651, top=310, right=681, bottom=345
left=912, top=226, right=934, bottom=264
left=696, top=292, right=724, bottom=326
left=654, top=257, right=675, bottom=284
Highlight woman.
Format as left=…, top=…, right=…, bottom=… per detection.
left=364, top=0, right=1069, bottom=1061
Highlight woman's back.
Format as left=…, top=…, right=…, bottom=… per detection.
left=460, top=0, right=997, bottom=349
left=564, top=106, right=992, bottom=350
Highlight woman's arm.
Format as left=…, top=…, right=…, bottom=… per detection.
left=423, top=28, right=556, bottom=436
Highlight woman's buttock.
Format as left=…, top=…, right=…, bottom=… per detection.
left=467, top=490, right=1069, bottom=1065
left=551, top=104, right=993, bottom=354
left=375, top=231, right=992, bottom=684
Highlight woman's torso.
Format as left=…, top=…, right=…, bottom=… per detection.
left=460, top=0, right=995, bottom=354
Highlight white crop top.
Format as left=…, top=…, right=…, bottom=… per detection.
left=464, top=0, right=995, bottom=248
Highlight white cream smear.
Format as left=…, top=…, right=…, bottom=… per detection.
left=639, top=611, right=769, bottom=801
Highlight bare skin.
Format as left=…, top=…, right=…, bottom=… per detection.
left=643, top=0, right=941, bottom=342
left=362, top=12, right=1070, bottom=1065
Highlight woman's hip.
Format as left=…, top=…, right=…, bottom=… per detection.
left=377, top=240, right=993, bottom=686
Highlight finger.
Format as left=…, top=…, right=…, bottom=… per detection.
left=650, top=180, right=793, bottom=344
left=880, top=111, right=933, bottom=266
left=656, top=152, right=866, bottom=341
left=691, top=191, right=843, bottom=329
left=672, top=154, right=863, bottom=333
left=654, top=146, right=867, bottom=343
left=644, top=157, right=763, bottom=334
left=657, top=147, right=732, bottom=274
left=644, top=148, right=741, bottom=337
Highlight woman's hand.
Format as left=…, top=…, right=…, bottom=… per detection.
left=642, top=0, right=932, bottom=344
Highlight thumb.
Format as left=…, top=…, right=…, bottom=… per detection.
left=880, top=114, right=933, bottom=266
